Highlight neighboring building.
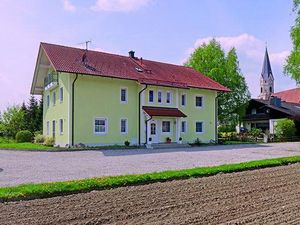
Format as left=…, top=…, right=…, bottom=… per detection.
left=242, top=48, right=300, bottom=135
left=31, top=43, right=229, bottom=147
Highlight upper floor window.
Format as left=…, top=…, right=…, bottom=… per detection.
left=46, top=95, right=50, bottom=107
left=157, top=90, right=162, bottom=103
left=53, top=92, right=56, bottom=106
left=181, top=94, right=186, bottom=106
left=196, top=122, right=203, bottom=133
left=94, top=118, right=108, bottom=134
left=162, top=121, right=171, bottom=133
left=149, top=90, right=154, bottom=103
left=251, top=108, right=257, bottom=115
left=59, top=87, right=63, bottom=102
left=195, top=96, right=203, bottom=107
left=166, top=91, right=172, bottom=104
left=120, top=88, right=127, bottom=103
left=269, top=87, right=272, bottom=92
left=120, top=118, right=128, bottom=134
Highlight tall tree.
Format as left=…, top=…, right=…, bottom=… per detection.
left=185, top=39, right=250, bottom=124
left=0, top=106, right=25, bottom=137
left=284, top=0, right=300, bottom=84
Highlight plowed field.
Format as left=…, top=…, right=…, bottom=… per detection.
left=1, top=164, right=300, bottom=225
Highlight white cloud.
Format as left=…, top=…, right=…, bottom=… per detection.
left=91, top=0, right=151, bottom=12
left=62, top=0, right=76, bottom=12
left=186, top=33, right=294, bottom=98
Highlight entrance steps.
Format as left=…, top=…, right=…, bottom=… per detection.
left=148, top=143, right=191, bottom=149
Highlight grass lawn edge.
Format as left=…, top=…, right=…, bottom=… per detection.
left=1, top=155, right=300, bottom=203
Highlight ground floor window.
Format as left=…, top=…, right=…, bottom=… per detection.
left=162, top=121, right=171, bottom=133
left=94, top=118, right=107, bottom=134
left=46, top=121, right=49, bottom=135
left=59, top=119, right=63, bottom=135
left=196, top=121, right=203, bottom=133
left=120, top=118, right=128, bottom=134
left=181, top=121, right=187, bottom=133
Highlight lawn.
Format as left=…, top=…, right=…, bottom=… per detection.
left=0, top=137, right=54, bottom=150
left=0, top=155, right=299, bottom=202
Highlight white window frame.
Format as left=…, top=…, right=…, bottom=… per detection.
left=181, top=121, right=187, bottom=133
left=181, top=93, right=187, bottom=107
left=46, top=121, right=50, bottom=135
left=195, top=95, right=204, bottom=108
left=59, top=119, right=63, bottom=135
left=59, top=87, right=63, bottom=103
left=120, top=87, right=128, bottom=104
left=94, top=117, right=108, bottom=135
left=195, top=121, right=204, bottom=134
left=53, top=91, right=56, bottom=106
left=46, top=95, right=50, bottom=108
left=148, top=89, right=154, bottom=103
left=120, top=118, right=128, bottom=134
left=166, top=91, right=172, bottom=104
left=157, top=90, right=162, bottom=104
left=162, top=120, right=171, bottom=134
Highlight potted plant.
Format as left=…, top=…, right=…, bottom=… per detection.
left=166, top=137, right=171, bottom=143
left=178, top=137, right=182, bottom=144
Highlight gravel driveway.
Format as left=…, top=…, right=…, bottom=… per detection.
left=0, top=142, right=299, bottom=187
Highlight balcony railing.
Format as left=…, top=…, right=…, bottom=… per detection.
left=44, top=73, right=58, bottom=91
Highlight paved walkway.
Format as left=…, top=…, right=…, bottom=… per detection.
left=0, top=142, right=300, bottom=187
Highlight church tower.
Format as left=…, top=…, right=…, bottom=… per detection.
left=258, top=47, right=274, bottom=100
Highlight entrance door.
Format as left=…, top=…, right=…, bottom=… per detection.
left=52, top=120, right=56, bottom=139
left=150, top=122, right=158, bottom=143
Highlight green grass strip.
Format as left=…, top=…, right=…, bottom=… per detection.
left=0, top=155, right=300, bottom=202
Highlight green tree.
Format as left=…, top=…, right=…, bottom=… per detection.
left=0, top=106, right=25, bottom=137
left=284, top=0, right=300, bottom=84
left=275, top=118, right=296, bottom=138
left=185, top=39, right=250, bottom=124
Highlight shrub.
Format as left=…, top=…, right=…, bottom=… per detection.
left=249, top=128, right=263, bottom=138
left=44, top=137, right=55, bottom=147
left=15, top=130, right=33, bottom=143
left=34, top=134, right=45, bottom=144
left=124, top=140, right=130, bottom=146
left=194, top=138, right=202, bottom=146
left=275, top=119, right=296, bottom=139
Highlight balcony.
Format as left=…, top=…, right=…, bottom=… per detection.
left=44, top=73, right=58, bottom=91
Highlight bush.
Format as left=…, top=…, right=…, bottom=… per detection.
left=44, top=137, right=55, bottom=147
left=124, top=140, right=130, bottom=147
left=249, top=128, right=263, bottom=138
left=15, top=130, right=33, bottom=143
left=34, top=134, right=45, bottom=144
left=194, top=138, right=202, bottom=146
left=275, top=119, right=296, bottom=139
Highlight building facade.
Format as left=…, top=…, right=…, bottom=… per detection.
left=31, top=43, right=229, bottom=147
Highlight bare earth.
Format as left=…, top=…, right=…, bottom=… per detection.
left=1, top=164, right=300, bottom=225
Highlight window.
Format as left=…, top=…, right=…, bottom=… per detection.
left=149, top=90, right=154, bottom=103
left=196, top=122, right=203, bottom=133
left=166, top=91, right=172, bottom=104
left=120, top=118, right=127, bottom=134
left=59, top=87, right=63, bottom=102
left=94, top=118, right=107, bottom=134
left=150, top=123, right=156, bottom=135
left=53, top=92, right=56, bottom=106
left=59, top=119, right=63, bottom=135
left=181, top=94, right=186, bottom=106
left=46, top=121, right=50, bottom=135
left=270, top=87, right=272, bottom=92
left=251, top=108, right=257, bottom=115
left=181, top=121, right=187, bottom=133
left=120, top=88, right=127, bottom=103
left=162, top=121, right=171, bottom=133
left=157, top=91, right=162, bottom=103
left=195, top=96, right=203, bottom=107
left=46, top=95, right=50, bottom=107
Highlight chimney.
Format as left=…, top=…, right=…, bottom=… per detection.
left=129, top=50, right=135, bottom=59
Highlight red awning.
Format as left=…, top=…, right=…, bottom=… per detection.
left=142, top=106, right=187, bottom=117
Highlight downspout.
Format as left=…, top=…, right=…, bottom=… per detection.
left=145, top=115, right=153, bottom=145
left=138, top=84, right=148, bottom=146
left=71, top=73, right=79, bottom=146
left=215, top=93, right=219, bottom=142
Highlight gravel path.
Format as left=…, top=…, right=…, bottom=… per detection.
left=1, top=163, right=300, bottom=225
left=0, top=142, right=300, bottom=187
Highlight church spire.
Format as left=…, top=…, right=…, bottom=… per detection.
left=258, top=47, right=274, bottom=100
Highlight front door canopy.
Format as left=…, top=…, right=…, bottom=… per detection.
left=142, top=106, right=187, bottom=117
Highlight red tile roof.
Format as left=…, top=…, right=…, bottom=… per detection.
left=142, top=106, right=187, bottom=117
left=272, top=88, right=300, bottom=104
left=41, top=43, right=230, bottom=92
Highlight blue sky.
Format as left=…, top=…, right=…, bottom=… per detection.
left=0, top=0, right=297, bottom=111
